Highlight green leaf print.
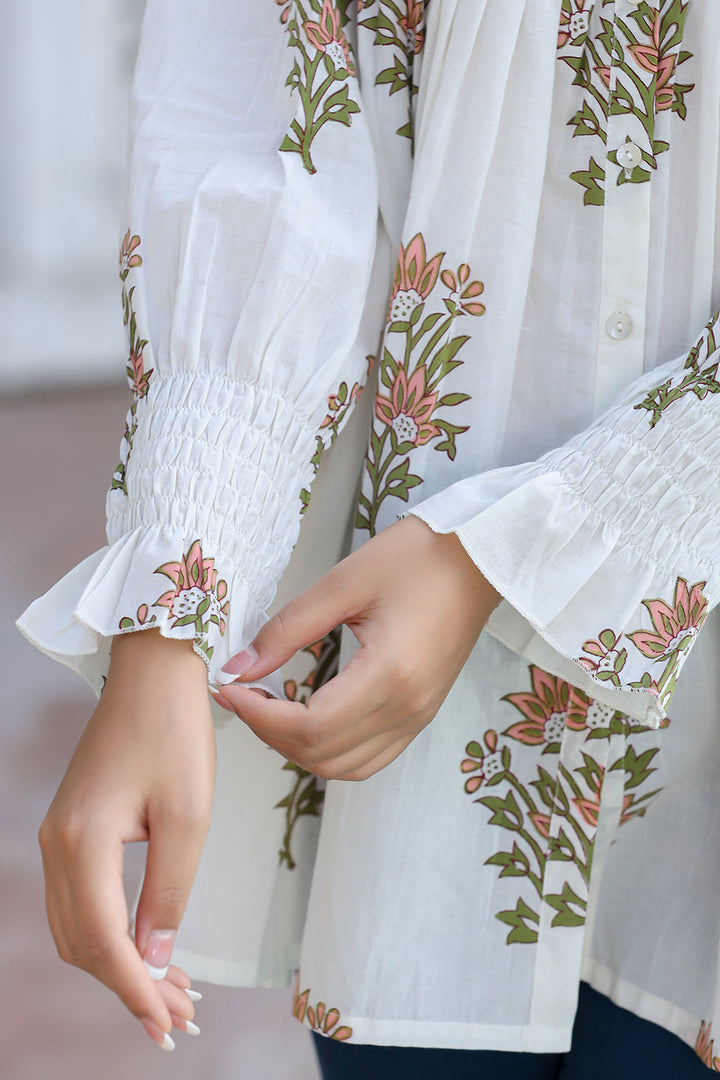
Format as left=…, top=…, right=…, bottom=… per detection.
left=277, top=0, right=361, bottom=175
left=558, top=0, right=694, bottom=204
left=357, top=234, right=484, bottom=535
left=495, top=898, right=540, bottom=945
left=463, top=665, right=667, bottom=946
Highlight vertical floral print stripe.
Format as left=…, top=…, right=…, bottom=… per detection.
left=356, top=233, right=484, bottom=536
left=111, top=232, right=152, bottom=496
left=357, top=0, right=429, bottom=149
left=275, top=630, right=341, bottom=868
left=293, top=972, right=353, bottom=1039
left=695, top=1021, right=720, bottom=1071
left=558, top=0, right=694, bottom=205
left=462, top=666, right=664, bottom=945
left=300, top=359, right=372, bottom=515
left=277, top=0, right=361, bottom=174
left=635, top=312, right=720, bottom=428
left=578, top=576, right=708, bottom=710
left=118, top=539, right=230, bottom=665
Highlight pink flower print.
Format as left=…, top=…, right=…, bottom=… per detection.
left=502, top=666, right=592, bottom=748
left=375, top=365, right=440, bottom=446
left=292, top=975, right=353, bottom=1041
left=573, top=794, right=601, bottom=829
left=628, top=578, right=708, bottom=661
left=399, top=0, right=425, bottom=56
left=441, top=263, right=486, bottom=317
left=460, top=731, right=506, bottom=794
left=557, top=0, right=591, bottom=49
left=153, top=540, right=230, bottom=636
left=583, top=701, right=616, bottom=730
left=388, top=233, right=445, bottom=323
left=530, top=812, right=551, bottom=839
left=275, top=0, right=292, bottom=25
left=128, top=347, right=152, bottom=399
left=304, top=0, right=355, bottom=75
left=628, top=10, right=679, bottom=113
left=695, top=1021, right=720, bottom=1071
left=119, top=231, right=142, bottom=276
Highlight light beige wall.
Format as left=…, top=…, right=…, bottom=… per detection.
left=0, top=1, right=145, bottom=392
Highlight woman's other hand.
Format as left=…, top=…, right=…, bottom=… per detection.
left=214, top=516, right=501, bottom=781
left=38, top=629, right=213, bottom=1049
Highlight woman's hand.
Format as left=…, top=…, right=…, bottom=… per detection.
left=38, top=629, right=214, bottom=1049
left=214, top=516, right=501, bottom=780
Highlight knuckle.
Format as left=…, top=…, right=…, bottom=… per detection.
left=161, top=795, right=210, bottom=833
left=63, top=934, right=115, bottom=973
left=310, top=759, right=337, bottom=781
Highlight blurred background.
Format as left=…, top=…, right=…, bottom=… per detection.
left=1, top=3, right=319, bottom=1077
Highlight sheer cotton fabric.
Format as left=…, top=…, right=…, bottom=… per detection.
left=16, top=0, right=720, bottom=1068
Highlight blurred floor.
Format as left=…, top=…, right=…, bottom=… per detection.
left=1, top=386, right=320, bottom=1080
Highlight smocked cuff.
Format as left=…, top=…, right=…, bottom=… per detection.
left=15, top=374, right=322, bottom=697
left=409, top=371, right=720, bottom=727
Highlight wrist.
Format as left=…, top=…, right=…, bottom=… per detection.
left=108, top=628, right=208, bottom=685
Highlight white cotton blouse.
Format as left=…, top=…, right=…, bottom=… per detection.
left=16, top=0, right=720, bottom=1066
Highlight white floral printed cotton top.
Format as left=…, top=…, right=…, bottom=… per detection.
left=16, top=0, right=720, bottom=1068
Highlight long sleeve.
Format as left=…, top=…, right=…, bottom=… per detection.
left=409, top=313, right=720, bottom=728
left=15, top=0, right=388, bottom=696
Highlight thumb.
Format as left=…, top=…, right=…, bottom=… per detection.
left=220, top=566, right=359, bottom=682
left=134, top=800, right=210, bottom=979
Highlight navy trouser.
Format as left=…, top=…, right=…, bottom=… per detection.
left=312, top=982, right=709, bottom=1079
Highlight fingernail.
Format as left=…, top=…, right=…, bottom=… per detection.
left=208, top=688, right=234, bottom=713
left=141, top=1018, right=175, bottom=1051
left=185, top=989, right=203, bottom=1002
left=186, top=1020, right=201, bottom=1036
left=143, top=929, right=176, bottom=980
left=220, top=645, right=258, bottom=676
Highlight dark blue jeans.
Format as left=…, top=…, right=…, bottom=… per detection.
left=312, top=982, right=709, bottom=1079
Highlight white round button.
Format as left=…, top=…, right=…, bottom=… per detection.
left=616, top=141, right=643, bottom=170
left=606, top=310, right=633, bottom=340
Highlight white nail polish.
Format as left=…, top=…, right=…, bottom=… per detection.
left=160, top=1033, right=175, bottom=1052
left=185, top=989, right=203, bottom=1001
left=144, top=959, right=169, bottom=981
left=185, top=1020, right=201, bottom=1036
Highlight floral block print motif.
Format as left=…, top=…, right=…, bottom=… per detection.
left=300, top=360, right=371, bottom=514
left=579, top=576, right=708, bottom=711
left=635, top=312, right=720, bottom=428
left=558, top=0, right=694, bottom=204
left=356, top=233, right=484, bottom=535
left=118, top=539, right=230, bottom=666
left=292, top=972, right=353, bottom=1040
left=275, top=630, right=341, bottom=868
left=276, top=0, right=361, bottom=175
left=695, top=1021, right=720, bottom=1071
left=111, top=232, right=153, bottom=495
left=461, top=666, right=663, bottom=945
left=357, top=0, right=428, bottom=149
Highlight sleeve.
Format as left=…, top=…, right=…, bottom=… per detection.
left=408, top=313, right=720, bottom=728
left=14, top=0, right=388, bottom=697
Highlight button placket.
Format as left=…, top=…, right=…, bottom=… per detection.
left=593, top=13, right=651, bottom=416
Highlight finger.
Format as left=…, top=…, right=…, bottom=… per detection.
left=134, top=794, right=212, bottom=978
left=40, top=817, right=173, bottom=1040
left=332, top=736, right=415, bottom=781
left=220, top=560, right=366, bottom=682
left=164, top=964, right=192, bottom=990
left=221, top=644, right=388, bottom=748
left=171, top=1013, right=201, bottom=1036
left=157, top=978, right=195, bottom=1021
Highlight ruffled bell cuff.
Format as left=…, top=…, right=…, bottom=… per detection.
left=408, top=360, right=720, bottom=728
left=15, top=374, right=324, bottom=698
